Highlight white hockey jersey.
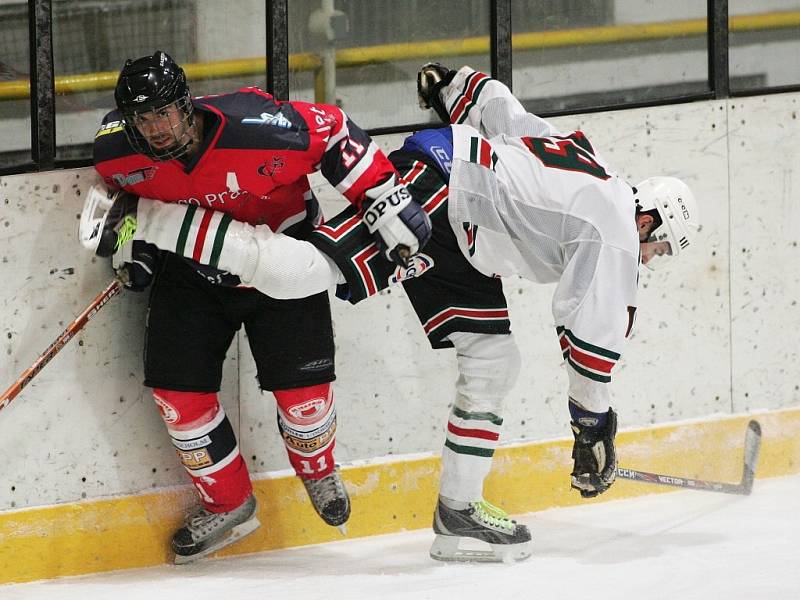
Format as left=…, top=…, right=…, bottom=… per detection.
left=440, top=68, right=640, bottom=409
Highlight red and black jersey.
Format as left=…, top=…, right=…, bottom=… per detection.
left=93, top=87, right=397, bottom=233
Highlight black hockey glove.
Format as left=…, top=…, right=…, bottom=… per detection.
left=113, top=240, right=159, bottom=292
left=417, top=62, right=456, bottom=123
left=362, top=180, right=432, bottom=268
left=570, top=408, right=618, bottom=498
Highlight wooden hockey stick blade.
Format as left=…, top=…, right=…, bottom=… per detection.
left=0, top=278, right=123, bottom=413
left=616, top=419, right=762, bottom=496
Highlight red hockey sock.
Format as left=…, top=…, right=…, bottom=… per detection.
left=273, top=383, right=337, bottom=479
left=153, top=388, right=252, bottom=512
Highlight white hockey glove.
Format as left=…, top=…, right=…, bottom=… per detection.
left=417, top=62, right=456, bottom=123
left=79, top=184, right=141, bottom=257
left=79, top=184, right=158, bottom=291
left=362, top=179, right=432, bottom=268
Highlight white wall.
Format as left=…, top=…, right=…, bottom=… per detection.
left=1, top=91, right=798, bottom=511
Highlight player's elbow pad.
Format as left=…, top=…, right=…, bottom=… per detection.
left=241, top=228, right=342, bottom=299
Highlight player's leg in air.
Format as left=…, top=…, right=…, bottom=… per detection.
left=147, top=262, right=349, bottom=564
left=242, top=290, right=351, bottom=531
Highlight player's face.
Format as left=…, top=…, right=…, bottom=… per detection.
left=132, top=103, right=193, bottom=152
left=640, top=240, right=672, bottom=266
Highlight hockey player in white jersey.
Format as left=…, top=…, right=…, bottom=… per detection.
left=81, top=64, right=699, bottom=563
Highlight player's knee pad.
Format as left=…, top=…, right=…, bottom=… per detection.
left=448, top=332, right=521, bottom=414
left=153, top=389, right=240, bottom=477
left=273, top=383, right=336, bottom=477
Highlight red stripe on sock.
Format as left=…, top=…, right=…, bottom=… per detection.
left=448, top=422, right=499, bottom=441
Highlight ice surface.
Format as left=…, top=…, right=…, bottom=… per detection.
left=3, top=475, right=798, bottom=600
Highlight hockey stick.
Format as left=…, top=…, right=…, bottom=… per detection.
left=0, top=278, right=123, bottom=414
left=616, top=420, right=762, bottom=495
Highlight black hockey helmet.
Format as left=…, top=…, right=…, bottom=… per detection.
left=114, top=51, right=196, bottom=160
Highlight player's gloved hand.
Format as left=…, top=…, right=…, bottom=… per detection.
left=113, top=240, right=159, bottom=292
left=79, top=184, right=141, bottom=257
left=417, top=62, right=456, bottom=123
left=570, top=408, right=618, bottom=498
left=362, top=179, right=432, bottom=268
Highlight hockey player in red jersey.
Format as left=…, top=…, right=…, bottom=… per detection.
left=84, top=63, right=698, bottom=563
left=89, top=51, right=431, bottom=563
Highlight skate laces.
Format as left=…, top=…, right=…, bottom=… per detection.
left=185, top=507, right=222, bottom=536
left=114, top=215, right=138, bottom=251
left=471, top=500, right=515, bottom=532
left=304, top=471, right=344, bottom=508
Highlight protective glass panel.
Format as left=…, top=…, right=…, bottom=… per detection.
left=52, top=0, right=199, bottom=160
left=511, top=0, right=710, bottom=114
left=0, top=2, right=32, bottom=170
left=53, top=0, right=267, bottom=161
left=288, top=0, right=492, bottom=130
left=730, top=0, right=800, bottom=91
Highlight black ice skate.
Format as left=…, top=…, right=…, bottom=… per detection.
left=430, top=498, right=532, bottom=563
left=172, top=493, right=260, bottom=564
left=301, top=467, right=351, bottom=533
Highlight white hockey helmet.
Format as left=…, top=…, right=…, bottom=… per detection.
left=633, top=176, right=700, bottom=269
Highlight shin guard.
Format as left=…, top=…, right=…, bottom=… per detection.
left=153, top=389, right=252, bottom=512
left=273, top=383, right=337, bottom=479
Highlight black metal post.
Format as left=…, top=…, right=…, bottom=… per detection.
left=490, top=0, right=512, bottom=90
left=29, top=0, right=56, bottom=170
left=708, top=0, right=729, bottom=98
left=267, top=0, right=290, bottom=100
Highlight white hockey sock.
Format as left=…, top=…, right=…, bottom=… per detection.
left=439, top=496, right=470, bottom=510
left=439, top=398, right=503, bottom=501
left=438, top=332, right=520, bottom=503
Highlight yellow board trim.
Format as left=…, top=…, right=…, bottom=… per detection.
left=1, top=408, right=798, bottom=585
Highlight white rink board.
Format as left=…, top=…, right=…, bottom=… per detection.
left=1, top=92, right=798, bottom=509
left=728, top=94, right=800, bottom=414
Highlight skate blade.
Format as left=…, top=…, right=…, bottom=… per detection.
left=429, top=534, right=533, bottom=564
left=174, top=517, right=261, bottom=565
left=337, top=523, right=348, bottom=536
